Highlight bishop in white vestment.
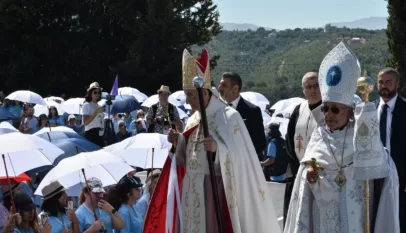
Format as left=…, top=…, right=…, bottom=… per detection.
left=143, top=49, right=281, bottom=233
left=284, top=42, right=399, bottom=233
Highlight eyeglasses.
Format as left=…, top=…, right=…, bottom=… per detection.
left=321, top=105, right=347, bottom=114
left=93, top=91, right=100, bottom=95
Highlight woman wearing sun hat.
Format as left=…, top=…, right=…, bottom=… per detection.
left=39, top=181, right=79, bottom=233
left=82, top=82, right=105, bottom=146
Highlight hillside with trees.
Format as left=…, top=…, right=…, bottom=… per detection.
left=195, top=25, right=389, bottom=103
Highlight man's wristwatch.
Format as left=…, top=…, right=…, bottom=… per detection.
left=111, top=209, right=117, bottom=215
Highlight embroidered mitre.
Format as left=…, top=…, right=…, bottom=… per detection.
left=318, top=42, right=361, bottom=106
left=353, top=102, right=390, bottom=180
left=182, top=49, right=211, bottom=91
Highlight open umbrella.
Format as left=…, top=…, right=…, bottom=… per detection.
left=34, top=126, right=76, bottom=135
left=60, top=98, right=85, bottom=115
left=44, top=96, right=65, bottom=104
left=110, top=95, right=141, bottom=114
left=6, top=91, right=47, bottom=106
left=105, top=133, right=171, bottom=169
left=241, top=92, right=270, bottom=110
left=51, top=138, right=101, bottom=165
left=34, top=130, right=83, bottom=141
left=0, top=133, right=64, bottom=175
left=34, top=100, right=65, bottom=117
left=0, top=173, right=31, bottom=185
left=141, top=94, right=182, bottom=108
left=0, top=122, right=18, bottom=135
left=117, top=87, right=148, bottom=103
left=34, top=150, right=133, bottom=197
left=0, top=109, right=19, bottom=123
left=170, top=91, right=186, bottom=105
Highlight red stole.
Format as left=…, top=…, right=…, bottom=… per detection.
left=143, top=126, right=197, bottom=233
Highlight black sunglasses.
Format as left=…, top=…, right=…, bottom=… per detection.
left=321, top=105, right=346, bottom=114
left=93, top=91, right=100, bottom=94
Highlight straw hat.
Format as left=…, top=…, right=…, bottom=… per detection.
left=87, top=82, right=103, bottom=92
left=146, top=169, right=162, bottom=184
left=157, top=85, right=171, bottom=94
left=41, top=181, right=65, bottom=200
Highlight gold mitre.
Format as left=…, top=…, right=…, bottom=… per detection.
left=182, top=49, right=211, bottom=90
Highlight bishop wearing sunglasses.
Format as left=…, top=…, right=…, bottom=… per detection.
left=284, top=42, right=399, bottom=233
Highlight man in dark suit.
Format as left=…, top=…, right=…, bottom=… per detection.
left=218, top=72, right=266, bottom=162
left=376, top=67, right=406, bottom=232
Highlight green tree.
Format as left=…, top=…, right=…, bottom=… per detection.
left=386, top=0, right=406, bottom=95
left=0, top=0, right=221, bottom=96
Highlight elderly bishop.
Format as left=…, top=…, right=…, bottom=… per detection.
left=143, top=49, right=281, bottom=233
left=284, top=42, right=399, bottom=233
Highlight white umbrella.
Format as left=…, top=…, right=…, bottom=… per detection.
left=141, top=94, right=182, bottom=108
left=34, top=150, right=133, bottom=197
left=184, top=103, right=191, bottom=110
left=0, top=122, right=19, bottom=135
left=170, top=91, right=186, bottom=105
left=6, top=90, right=47, bottom=106
left=60, top=98, right=85, bottom=115
left=271, top=97, right=305, bottom=112
left=34, top=100, right=65, bottom=117
left=0, top=132, right=64, bottom=176
left=118, top=87, right=148, bottom=102
left=105, top=133, right=171, bottom=169
left=105, top=133, right=171, bottom=152
left=268, top=116, right=290, bottom=139
left=44, top=97, right=65, bottom=104
left=177, top=107, right=188, bottom=119
left=262, top=110, right=272, bottom=127
left=241, top=92, right=270, bottom=108
left=33, top=126, right=76, bottom=135
left=113, top=148, right=168, bottom=169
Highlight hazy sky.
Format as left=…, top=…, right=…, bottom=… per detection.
left=213, top=0, right=388, bottom=29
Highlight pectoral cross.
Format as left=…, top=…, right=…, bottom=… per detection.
left=296, top=135, right=304, bottom=152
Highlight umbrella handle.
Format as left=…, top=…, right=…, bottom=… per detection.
left=2, top=154, right=15, bottom=213
left=151, top=148, right=154, bottom=171
left=81, top=169, right=105, bottom=232
left=80, top=169, right=98, bottom=220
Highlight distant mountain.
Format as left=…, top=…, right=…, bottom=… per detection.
left=221, top=23, right=272, bottom=31
left=330, top=17, right=387, bottom=30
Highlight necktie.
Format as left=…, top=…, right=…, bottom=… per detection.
left=380, top=104, right=389, bottom=147
left=228, top=103, right=233, bottom=107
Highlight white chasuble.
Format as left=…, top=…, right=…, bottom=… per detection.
left=173, top=96, right=281, bottom=233
left=294, top=101, right=322, bottom=161
left=284, top=122, right=399, bottom=233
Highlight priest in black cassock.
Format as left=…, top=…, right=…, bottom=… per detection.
left=283, top=71, right=323, bottom=227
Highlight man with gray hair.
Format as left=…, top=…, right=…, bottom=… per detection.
left=283, top=71, right=323, bottom=227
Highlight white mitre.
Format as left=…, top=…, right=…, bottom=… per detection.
left=318, top=42, right=361, bottom=106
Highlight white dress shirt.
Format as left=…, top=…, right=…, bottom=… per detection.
left=228, top=95, right=241, bottom=109
left=378, top=94, right=398, bottom=154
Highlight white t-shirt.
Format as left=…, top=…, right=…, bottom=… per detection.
left=82, top=102, right=104, bottom=132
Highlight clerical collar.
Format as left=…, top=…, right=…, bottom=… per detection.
left=308, top=100, right=322, bottom=111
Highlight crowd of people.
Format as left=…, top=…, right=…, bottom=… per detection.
left=0, top=43, right=404, bottom=233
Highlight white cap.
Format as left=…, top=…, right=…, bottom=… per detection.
left=68, top=115, right=76, bottom=120
left=318, top=42, right=361, bottom=106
